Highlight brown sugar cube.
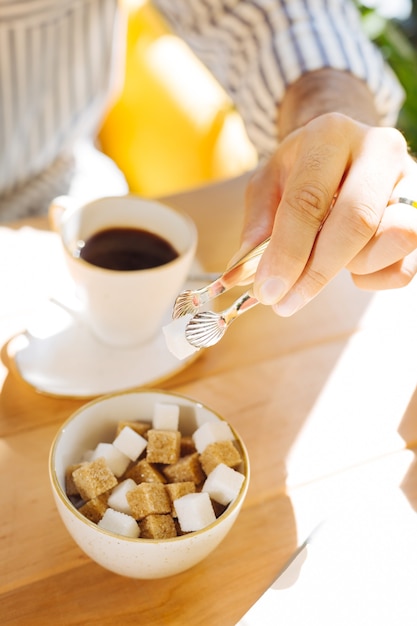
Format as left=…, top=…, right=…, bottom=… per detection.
left=116, top=420, right=150, bottom=438
left=125, top=459, right=167, bottom=484
left=165, top=482, right=196, bottom=517
left=72, top=457, right=117, bottom=501
left=199, top=440, right=242, bottom=476
left=146, top=429, right=181, bottom=465
left=162, top=452, right=205, bottom=485
left=78, top=493, right=109, bottom=524
left=139, top=514, right=178, bottom=539
left=65, top=463, right=84, bottom=496
left=126, top=482, right=171, bottom=520
left=180, top=436, right=197, bottom=457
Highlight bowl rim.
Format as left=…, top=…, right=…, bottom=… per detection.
left=49, top=388, right=250, bottom=544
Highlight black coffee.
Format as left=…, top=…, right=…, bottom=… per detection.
left=78, top=227, right=179, bottom=271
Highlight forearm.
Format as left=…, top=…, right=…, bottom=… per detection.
left=278, top=68, right=380, bottom=141
left=154, top=0, right=404, bottom=158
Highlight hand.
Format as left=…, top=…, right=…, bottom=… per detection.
left=237, top=112, right=417, bottom=316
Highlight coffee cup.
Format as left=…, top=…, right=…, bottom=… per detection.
left=49, top=195, right=197, bottom=348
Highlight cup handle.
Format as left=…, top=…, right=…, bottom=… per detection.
left=48, top=195, right=80, bottom=232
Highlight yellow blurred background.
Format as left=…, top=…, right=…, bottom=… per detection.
left=98, top=0, right=258, bottom=198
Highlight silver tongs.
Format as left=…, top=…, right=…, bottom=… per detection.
left=172, top=238, right=270, bottom=348
left=173, top=196, right=417, bottom=348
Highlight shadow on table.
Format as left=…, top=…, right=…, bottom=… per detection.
left=0, top=491, right=296, bottom=626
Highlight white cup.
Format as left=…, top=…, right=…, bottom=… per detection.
left=49, top=195, right=197, bottom=348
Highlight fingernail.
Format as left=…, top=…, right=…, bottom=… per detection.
left=273, top=291, right=304, bottom=317
left=258, top=277, right=287, bottom=305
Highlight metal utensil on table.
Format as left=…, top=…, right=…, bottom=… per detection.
left=172, top=237, right=270, bottom=318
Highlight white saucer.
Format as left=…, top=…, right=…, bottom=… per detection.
left=6, top=284, right=203, bottom=398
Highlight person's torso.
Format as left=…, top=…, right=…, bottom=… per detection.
left=0, top=0, right=120, bottom=196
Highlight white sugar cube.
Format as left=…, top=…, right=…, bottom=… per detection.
left=92, top=442, right=130, bottom=477
left=192, top=420, right=235, bottom=454
left=153, top=402, right=180, bottom=431
left=174, top=492, right=216, bottom=532
left=107, top=478, right=137, bottom=515
left=163, top=315, right=200, bottom=360
left=98, top=508, right=140, bottom=538
left=202, top=463, right=245, bottom=505
left=113, top=426, right=147, bottom=461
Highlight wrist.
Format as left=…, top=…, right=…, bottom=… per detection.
left=278, top=68, right=380, bottom=140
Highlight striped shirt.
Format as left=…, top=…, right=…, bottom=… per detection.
left=153, top=0, right=404, bottom=157
left=0, top=0, right=404, bottom=220
left=0, top=0, right=122, bottom=219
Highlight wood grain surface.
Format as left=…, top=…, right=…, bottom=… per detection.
left=2, top=176, right=417, bottom=625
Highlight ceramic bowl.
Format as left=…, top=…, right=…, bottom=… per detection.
left=49, top=389, right=250, bottom=578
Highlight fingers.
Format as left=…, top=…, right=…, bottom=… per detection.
left=249, top=118, right=411, bottom=315
left=347, top=203, right=417, bottom=276
left=229, top=154, right=288, bottom=268
left=352, top=248, right=417, bottom=290
left=253, top=115, right=352, bottom=302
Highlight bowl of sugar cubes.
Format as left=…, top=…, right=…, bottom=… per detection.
left=49, top=389, right=250, bottom=578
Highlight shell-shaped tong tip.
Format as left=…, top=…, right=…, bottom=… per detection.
left=172, top=290, right=203, bottom=319
left=185, top=311, right=226, bottom=348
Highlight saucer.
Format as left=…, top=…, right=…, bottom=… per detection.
left=6, top=283, right=204, bottom=398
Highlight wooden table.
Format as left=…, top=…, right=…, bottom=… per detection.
left=2, top=174, right=417, bottom=625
